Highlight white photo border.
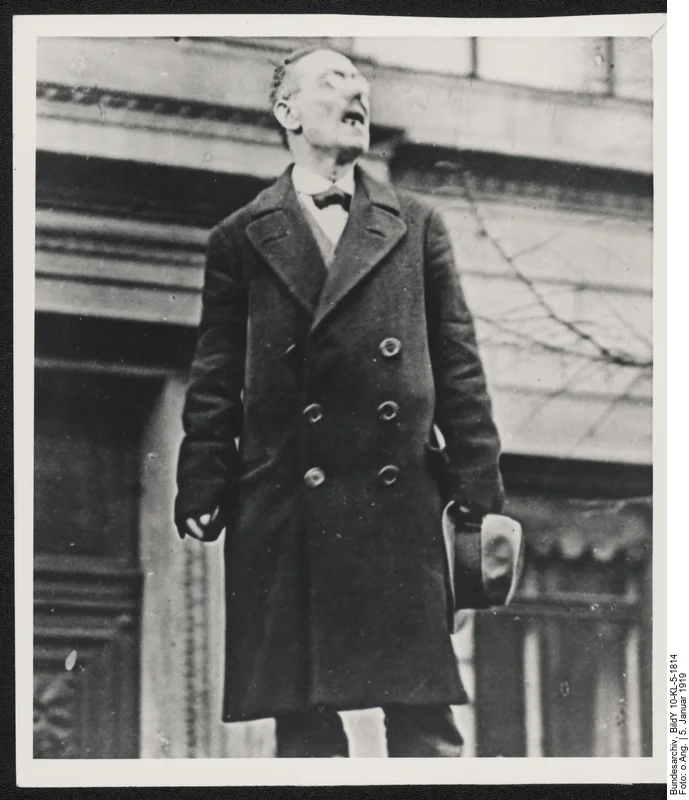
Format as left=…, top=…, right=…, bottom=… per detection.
left=15, top=12, right=669, bottom=787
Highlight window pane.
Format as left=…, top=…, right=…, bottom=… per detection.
left=352, top=37, right=473, bottom=75
left=613, top=38, right=652, bottom=101
left=477, top=37, right=610, bottom=94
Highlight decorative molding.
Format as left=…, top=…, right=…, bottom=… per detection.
left=36, top=207, right=208, bottom=247
left=34, top=558, right=142, bottom=758
left=36, top=37, right=652, bottom=173
left=183, top=542, right=211, bottom=758
left=36, top=81, right=400, bottom=148
left=35, top=210, right=206, bottom=278
left=33, top=672, right=79, bottom=759
left=394, top=152, right=653, bottom=219
left=624, top=625, right=644, bottom=757
left=508, top=495, right=652, bottom=565
left=522, top=626, right=545, bottom=757
left=38, top=76, right=649, bottom=214
left=473, top=563, right=648, bottom=757
left=34, top=556, right=142, bottom=617
left=36, top=236, right=204, bottom=275
left=38, top=80, right=276, bottom=127
left=504, top=595, right=640, bottom=623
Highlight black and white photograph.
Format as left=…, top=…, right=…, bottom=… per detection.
left=14, top=13, right=667, bottom=786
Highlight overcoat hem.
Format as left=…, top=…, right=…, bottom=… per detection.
left=221, top=688, right=470, bottom=725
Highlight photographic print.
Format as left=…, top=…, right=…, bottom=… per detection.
left=14, top=14, right=666, bottom=786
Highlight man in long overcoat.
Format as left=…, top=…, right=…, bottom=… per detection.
left=175, top=46, right=505, bottom=757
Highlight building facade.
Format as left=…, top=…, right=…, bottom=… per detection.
left=33, top=36, right=653, bottom=758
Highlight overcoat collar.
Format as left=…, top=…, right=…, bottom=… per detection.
left=245, top=164, right=407, bottom=334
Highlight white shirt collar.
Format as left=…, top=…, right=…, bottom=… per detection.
left=291, top=164, right=355, bottom=198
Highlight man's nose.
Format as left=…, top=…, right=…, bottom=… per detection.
left=346, top=90, right=370, bottom=116
left=344, top=77, right=370, bottom=104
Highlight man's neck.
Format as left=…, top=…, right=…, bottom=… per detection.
left=291, top=148, right=358, bottom=183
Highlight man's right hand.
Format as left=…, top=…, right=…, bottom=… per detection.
left=184, top=505, right=227, bottom=542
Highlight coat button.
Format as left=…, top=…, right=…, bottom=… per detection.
left=303, top=403, right=324, bottom=424
left=378, top=400, right=399, bottom=422
left=380, top=337, right=401, bottom=358
left=378, top=465, right=400, bottom=486
left=304, top=467, right=326, bottom=488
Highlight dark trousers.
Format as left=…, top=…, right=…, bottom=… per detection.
left=275, top=705, right=464, bottom=758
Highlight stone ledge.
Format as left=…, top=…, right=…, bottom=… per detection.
left=37, top=37, right=652, bottom=173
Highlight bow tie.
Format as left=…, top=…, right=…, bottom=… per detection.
left=311, top=186, right=352, bottom=212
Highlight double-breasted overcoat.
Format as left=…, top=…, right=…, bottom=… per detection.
left=175, top=165, right=504, bottom=722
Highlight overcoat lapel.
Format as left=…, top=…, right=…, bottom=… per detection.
left=245, top=168, right=327, bottom=316
left=245, top=165, right=407, bottom=329
left=311, top=166, right=407, bottom=334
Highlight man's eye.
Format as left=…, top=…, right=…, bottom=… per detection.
left=320, top=72, right=369, bottom=92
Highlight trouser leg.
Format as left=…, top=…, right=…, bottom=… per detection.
left=274, top=706, right=349, bottom=758
left=382, top=704, right=464, bottom=758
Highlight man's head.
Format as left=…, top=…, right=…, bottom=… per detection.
left=271, top=47, right=371, bottom=165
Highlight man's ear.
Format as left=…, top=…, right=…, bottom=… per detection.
left=274, top=99, right=301, bottom=136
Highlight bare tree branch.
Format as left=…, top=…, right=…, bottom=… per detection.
left=514, top=358, right=606, bottom=433
left=552, top=249, right=653, bottom=351
left=568, top=370, right=651, bottom=455
left=436, top=163, right=653, bottom=370
left=475, top=316, right=623, bottom=363
left=505, top=230, right=569, bottom=261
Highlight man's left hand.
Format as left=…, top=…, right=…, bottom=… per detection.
left=184, top=505, right=227, bottom=542
left=451, top=500, right=487, bottom=533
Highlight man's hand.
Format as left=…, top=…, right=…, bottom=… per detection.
left=451, top=499, right=487, bottom=533
left=184, top=505, right=227, bottom=542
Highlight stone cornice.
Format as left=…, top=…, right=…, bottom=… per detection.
left=36, top=208, right=207, bottom=256
left=508, top=495, right=651, bottom=564
left=395, top=153, right=653, bottom=219
left=36, top=81, right=401, bottom=147
left=466, top=174, right=652, bottom=219
left=37, top=37, right=652, bottom=173
left=38, top=80, right=276, bottom=127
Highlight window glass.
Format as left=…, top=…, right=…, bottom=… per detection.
left=612, top=38, right=652, bottom=102
left=477, top=37, right=610, bottom=94
left=351, top=37, right=474, bottom=75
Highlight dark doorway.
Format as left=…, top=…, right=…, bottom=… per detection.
left=33, top=367, right=158, bottom=758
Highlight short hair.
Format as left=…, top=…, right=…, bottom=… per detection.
left=270, top=45, right=345, bottom=147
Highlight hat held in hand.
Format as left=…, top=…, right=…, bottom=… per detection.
left=442, top=504, right=525, bottom=632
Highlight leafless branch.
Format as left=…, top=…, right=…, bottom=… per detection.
left=475, top=317, right=620, bottom=363
left=553, top=249, right=653, bottom=351
left=507, top=230, right=570, bottom=261
left=437, top=163, right=653, bottom=370
left=514, top=358, right=605, bottom=433
left=568, top=370, right=651, bottom=455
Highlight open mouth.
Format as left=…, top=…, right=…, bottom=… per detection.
left=341, top=110, right=366, bottom=127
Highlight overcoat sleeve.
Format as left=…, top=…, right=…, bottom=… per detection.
left=174, top=224, right=248, bottom=535
left=424, top=207, right=505, bottom=514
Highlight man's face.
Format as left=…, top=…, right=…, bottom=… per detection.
left=280, top=50, right=371, bottom=161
